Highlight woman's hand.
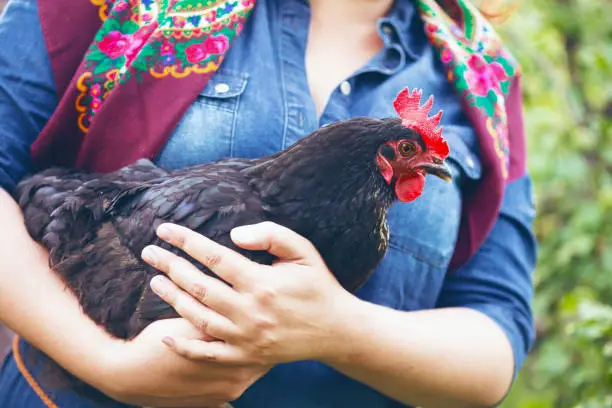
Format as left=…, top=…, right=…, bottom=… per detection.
left=100, top=317, right=271, bottom=407
left=141, top=221, right=355, bottom=366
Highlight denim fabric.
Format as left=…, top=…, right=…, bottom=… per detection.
left=0, top=0, right=536, bottom=407
left=0, top=341, right=133, bottom=408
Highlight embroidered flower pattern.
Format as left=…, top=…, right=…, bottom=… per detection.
left=416, top=0, right=519, bottom=177
left=98, top=31, right=132, bottom=59
left=76, top=0, right=254, bottom=133
left=160, top=40, right=174, bottom=55
left=183, top=35, right=228, bottom=63
left=464, top=54, right=508, bottom=96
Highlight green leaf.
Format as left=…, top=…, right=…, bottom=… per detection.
left=140, top=44, right=157, bottom=58
left=474, top=95, right=495, bottom=116
left=86, top=47, right=106, bottom=62
left=113, top=56, right=127, bottom=69
left=500, top=80, right=510, bottom=95
left=131, top=57, right=148, bottom=72
left=121, top=20, right=140, bottom=35
left=92, top=58, right=115, bottom=76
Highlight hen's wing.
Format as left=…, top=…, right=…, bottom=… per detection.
left=27, top=159, right=271, bottom=339
left=115, top=165, right=273, bottom=337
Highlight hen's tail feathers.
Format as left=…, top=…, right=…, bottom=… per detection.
left=13, top=159, right=165, bottom=240
left=13, top=168, right=91, bottom=241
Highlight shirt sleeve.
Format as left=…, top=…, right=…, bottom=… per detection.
left=0, top=0, right=57, bottom=192
left=436, top=173, right=537, bottom=379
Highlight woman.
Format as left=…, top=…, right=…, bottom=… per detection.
left=0, top=0, right=536, bottom=407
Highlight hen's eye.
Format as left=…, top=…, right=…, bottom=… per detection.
left=398, top=142, right=416, bottom=156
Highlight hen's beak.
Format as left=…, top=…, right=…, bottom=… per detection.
left=420, top=163, right=452, bottom=182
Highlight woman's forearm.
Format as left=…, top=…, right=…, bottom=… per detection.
left=0, top=189, right=117, bottom=391
left=322, top=298, right=514, bottom=408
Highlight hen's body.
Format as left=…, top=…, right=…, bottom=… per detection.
left=15, top=118, right=400, bottom=341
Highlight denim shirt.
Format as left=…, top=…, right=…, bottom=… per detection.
left=0, top=1, right=536, bottom=407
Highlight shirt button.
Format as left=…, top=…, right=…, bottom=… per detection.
left=382, top=24, right=393, bottom=36
left=214, top=83, right=230, bottom=94
left=340, top=81, right=352, bottom=96
left=466, top=155, right=475, bottom=169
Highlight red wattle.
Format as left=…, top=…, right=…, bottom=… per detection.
left=395, top=173, right=425, bottom=202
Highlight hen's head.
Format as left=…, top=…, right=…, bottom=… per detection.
left=374, top=88, right=451, bottom=202
left=250, top=88, right=451, bottom=206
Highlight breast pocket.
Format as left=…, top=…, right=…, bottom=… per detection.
left=156, top=71, right=249, bottom=169
left=358, top=133, right=483, bottom=311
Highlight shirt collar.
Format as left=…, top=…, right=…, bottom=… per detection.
left=377, top=0, right=424, bottom=67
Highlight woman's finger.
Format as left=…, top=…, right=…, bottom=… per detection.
left=230, top=222, right=319, bottom=263
left=142, top=245, right=248, bottom=321
left=156, top=223, right=257, bottom=287
left=163, top=337, right=253, bottom=365
left=149, top=275, right=240, bottom=341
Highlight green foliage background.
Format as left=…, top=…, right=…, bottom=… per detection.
left=496, top=0, right=612, bottom=406
left=1, top=0, right=610, bottom=406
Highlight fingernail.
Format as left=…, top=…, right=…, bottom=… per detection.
left=141, top=246, right=159, bottom=266
left=150, top=275, right=169, bottom=295
left=157, top=224, right=173, bottom=241
left=161, top=336, right=175, bottom=347
left=231, top=226, right=255, bottom=243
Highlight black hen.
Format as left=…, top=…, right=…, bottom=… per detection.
left=16, top=94, right=452, bottom=340
left=13, top=89, right=451, bottom=400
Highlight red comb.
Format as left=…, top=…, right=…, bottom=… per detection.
left=393, top=88, right=449, bottom=159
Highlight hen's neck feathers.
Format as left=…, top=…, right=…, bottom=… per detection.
left=245, top=117, right=399, bottom=226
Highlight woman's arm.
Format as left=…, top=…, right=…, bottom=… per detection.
left=320, top=300, right=514, bottom=408
left=144, top=175, right=536, bottom=408
left=323, top=174, right=536, bottom=408
left=0, top=189, right=119, bottom=389
left=0, top=0, right=121, bottom=392
left=0, top=2, right=266, bottom=405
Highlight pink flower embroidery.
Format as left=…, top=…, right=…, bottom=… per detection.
left=205, top=10, right=217, bottom=22
left=98, top=31, right=131, bottom=59
left=114, top=1, right=128, bottom=12
left=202, top=34, right=229, bottom=55
left=142, top=13, right=152, bottom=22
left=90, top=84, right=102, bottom=97
left=184, top=35, right=229, bottom=64
left=98, top=22, right=158, bottom=64
left=464, top=54, right=508, bottom=96
left=185, top=43, right=207, bottom=63
left=91, top=97, right=102, bottom=112
left=173, top=16, right=186, bottom=28
left=161, top=40, right=174, bottom=56
left=425, top=22, right=438, bottom=35
left=123, top=22, right=158, bottom=66
left=440, top=47, right=453, bottom=64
